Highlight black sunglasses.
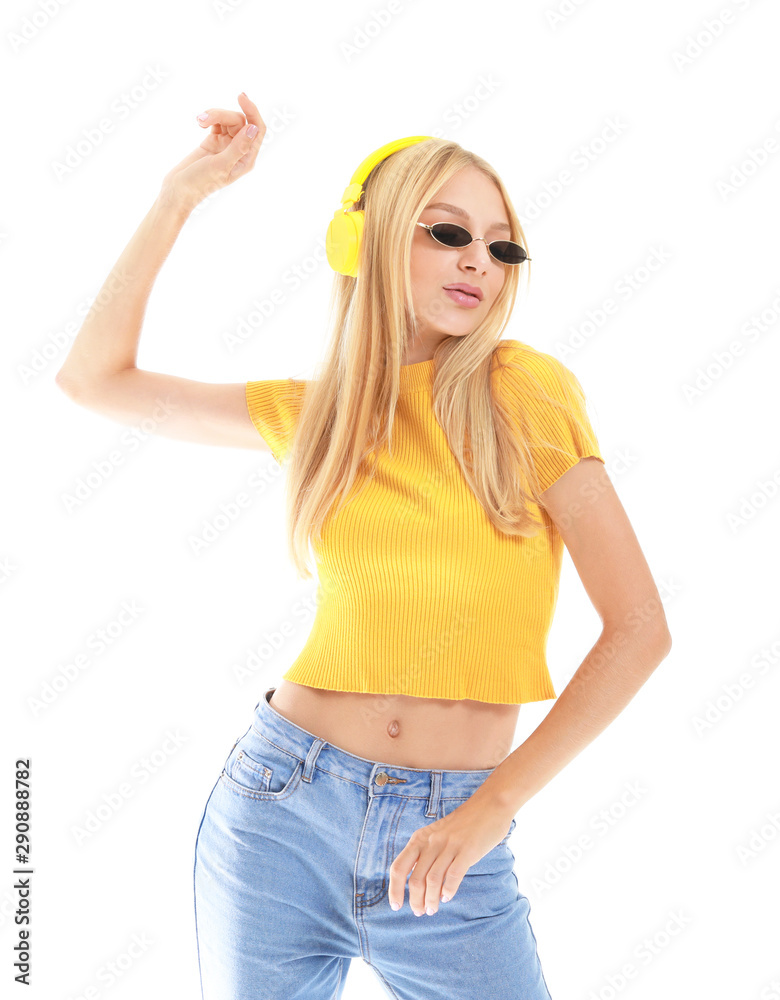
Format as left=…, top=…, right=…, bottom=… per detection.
left=416, top=222, right=530, bottom=265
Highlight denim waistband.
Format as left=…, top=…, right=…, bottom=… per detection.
left=252, top=687, right=498, bottom=801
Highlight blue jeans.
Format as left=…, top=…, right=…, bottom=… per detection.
left=193, top=687, right=553, bottom=999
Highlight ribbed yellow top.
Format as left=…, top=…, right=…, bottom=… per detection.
left=245, top=340, right=604, bottom=704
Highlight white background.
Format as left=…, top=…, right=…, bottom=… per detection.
left=3, top=0, right=779, bottom=998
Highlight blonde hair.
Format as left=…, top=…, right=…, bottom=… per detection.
left=284, top=138, right=584, bottom=580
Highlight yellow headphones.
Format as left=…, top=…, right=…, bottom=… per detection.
left=326, top=135, right=435, bottom=277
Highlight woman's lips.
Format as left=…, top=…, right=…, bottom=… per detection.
left=443, top=288, right=481, bottom=308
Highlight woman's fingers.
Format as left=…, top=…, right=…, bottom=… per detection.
left=215, top=117, right=264, bottom=181
left=196, top=94, right=265, bottom=138
left=237, top=92, right=264, bottom=130
left=237, top=93, right=266, bottom=146
left=195, top=108, right=244, bottom=136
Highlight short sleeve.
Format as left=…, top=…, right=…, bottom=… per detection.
left=245, top=378, right=306, bottom=465
left=498, top=344, right=604, bottom=493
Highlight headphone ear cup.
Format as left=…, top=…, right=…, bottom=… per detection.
left=326, top=210, right=364, bottom=277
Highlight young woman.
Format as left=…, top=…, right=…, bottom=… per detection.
left=57, top=93, right=672, bottom=1000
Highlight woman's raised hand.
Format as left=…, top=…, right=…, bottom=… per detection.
left=160, top=92, right=266, bottom=212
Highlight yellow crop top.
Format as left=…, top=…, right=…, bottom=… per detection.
left=245, top=339, right=604, bottom=704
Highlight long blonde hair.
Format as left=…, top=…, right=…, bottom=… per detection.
left=285, top=138, right=584, bottom=580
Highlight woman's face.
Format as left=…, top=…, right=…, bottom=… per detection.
left=408, top=165, right=511, bottom=356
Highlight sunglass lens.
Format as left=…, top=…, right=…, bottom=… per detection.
left=490, top=241, right=528, bottom=265
left=430, top=223, right=471, bottom=248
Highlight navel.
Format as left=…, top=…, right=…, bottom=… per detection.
left=386, top=719, right=401, bottom=738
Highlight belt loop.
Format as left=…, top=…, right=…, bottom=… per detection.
left=302, top=738, right=326, bottom=784
left=425, top=770, right=442, bottom=818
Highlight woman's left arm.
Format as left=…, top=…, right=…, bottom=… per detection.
left=387, top=457, right=673, bottom=915
left=470, top=456, right=673, bottom=818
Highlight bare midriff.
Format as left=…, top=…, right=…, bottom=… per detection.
left=268, top=679, right=521, bottom=771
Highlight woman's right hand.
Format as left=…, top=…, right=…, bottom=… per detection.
left=160, top=92, right=266, bottom=212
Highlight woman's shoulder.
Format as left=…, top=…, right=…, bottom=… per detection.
left=492, top=339, right=573, bottom=389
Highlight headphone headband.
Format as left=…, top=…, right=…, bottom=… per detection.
left=338, top=135, right=436, bottom=210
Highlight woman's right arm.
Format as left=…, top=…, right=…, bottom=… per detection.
left=55, top=93, right=270, bottom=452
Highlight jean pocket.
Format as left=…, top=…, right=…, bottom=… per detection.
left=221, top=729, right=304, bottom=800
